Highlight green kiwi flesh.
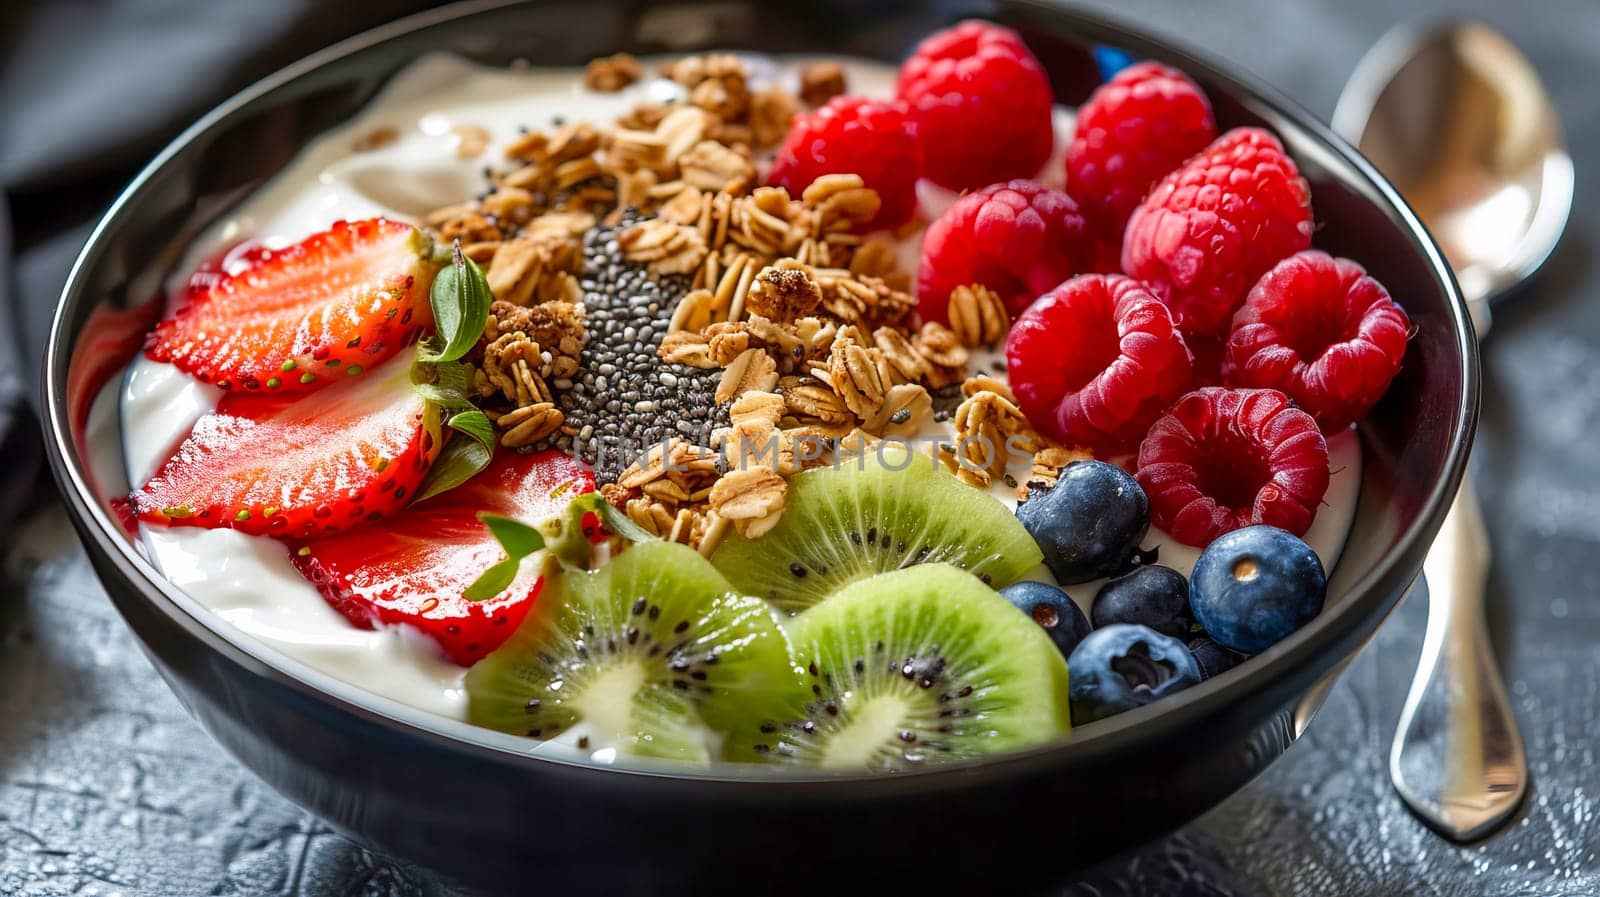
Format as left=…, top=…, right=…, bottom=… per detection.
left=466, top=540, right=799, bottom=763
left=709, top=448, right=1043, bottom=614
left=725, top=563, right=1072, bottom=770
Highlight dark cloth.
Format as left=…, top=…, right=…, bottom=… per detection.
left=0, top=1, right=443, bottom=399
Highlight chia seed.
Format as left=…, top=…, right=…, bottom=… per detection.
left=931, top=385, right=965, bottom=417
left=547, top=213, right=729, bottom=481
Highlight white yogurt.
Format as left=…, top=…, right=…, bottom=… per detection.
left=116, top=53, right=1362, bottom=735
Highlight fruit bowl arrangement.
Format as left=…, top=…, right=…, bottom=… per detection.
left=44, top=1, right=1475, bottom=890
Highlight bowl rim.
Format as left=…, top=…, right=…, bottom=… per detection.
left=41, top=0, right=1479, bottom=787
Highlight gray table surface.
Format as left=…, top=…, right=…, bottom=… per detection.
left=4, top=0, right=1599, bottom=893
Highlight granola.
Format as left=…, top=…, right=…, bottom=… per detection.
left=496, top=402, right=566, bottom=448
left=708, top=466, right=787, bottom=538
left=749, top=87, right=799, bottom=148
left=747, top=259, right=823, bottom=322
left=678, top=140, right=756, bottom=194
left=863, top=382, right=933, bottom=437
left=584, top=52, right=642, bottom=92
left=715, top=347, right=780, bottom=404
left=1020, top=445, right=1096, bottom=498
left=799, top=60, right=848, bottom=107
left=823, top=336, right=890, bottom=419
left=947, top=283, right=1010, bottom=347
left=617, top=218, right=708, bottom=276
left=913, top=321, right=969, bottom=389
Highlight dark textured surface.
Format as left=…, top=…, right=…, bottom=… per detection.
left=5, top=0, right=1600, bottom=893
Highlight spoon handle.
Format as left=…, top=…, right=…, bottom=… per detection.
left=1390, top=477, right=1528, bottom=840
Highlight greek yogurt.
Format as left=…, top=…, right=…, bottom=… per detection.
left=111, top=52, right=1362, bottom=729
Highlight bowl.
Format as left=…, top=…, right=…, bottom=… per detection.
left=41, top=0, right=1477, bottom=892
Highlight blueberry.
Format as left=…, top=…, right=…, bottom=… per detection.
left=1015, top=460, right=1149, bottom=584
left=1190, top=525, right=1326, bottom=654
left=1067, top=624, right=1202, bottom=725
left=999, top=580, right=1091, bottom=659
left=1187, top=636, right=1245, bottom=679
left=1092, top=564, right=1193, bottom=639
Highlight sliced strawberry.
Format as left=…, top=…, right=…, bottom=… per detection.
left=290, top=451, right=594, bottom=665
left=146, top=218, right=438, bottom=392
left=132, top=356, right=441, bottom=538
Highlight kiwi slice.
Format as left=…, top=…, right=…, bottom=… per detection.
left=726, top=564, right=1072, bottom=770
left=466, top=540, right=800, bottom=763
left=709, top=448, right=1042, bottom=614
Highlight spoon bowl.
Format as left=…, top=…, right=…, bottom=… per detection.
left=1333, top=20, right=1574, bottom=325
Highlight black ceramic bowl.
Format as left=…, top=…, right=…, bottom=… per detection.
left=42, top=1, right=1477, bottom=893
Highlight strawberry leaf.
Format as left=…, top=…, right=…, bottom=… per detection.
left=419, top=242, right=490, bottom=365
left=464, top=512, right=546, bottom=602
left=462, top=557, right=522, bottom=602
left=445, top=407, right=495, bottom=449
left=480, top=513, right=545, bottom=557
left=410, top=354, right=476, bottom=411
left=413, top=409, right=496, bottom=503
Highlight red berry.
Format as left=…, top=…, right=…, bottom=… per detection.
left=767, top=95, right=920, bottom=231
left=147, top=218, right=436, bottom=393
left=1136, top=387, right=1329, bottom=547
left=896, top=20, right=1055, bottom=190
left=916, top=179, right=1090, bottom=323
left=293, top=451, right=594, bottom=665
left=1067, top=62, right=1216, bottom=240
left=1007, top=275, right=1192, bottom=452
left=1122, top=128, right=1313, bottom=338
left=1224, top=250, right=1411, bottom=432
left=132, top=357, right=441, bottom=539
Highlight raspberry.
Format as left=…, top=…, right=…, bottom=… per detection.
left=1224, top=250, right=1411, bottom=432
left=1122, top=127, right=1313, bottom=338
left=916, top=179, right=1090, bottom=324
left=896, top=20, right=1055, bottom=190
left=1136, top=387, right=1330, bottom=547
left=1007, top=274, right=1192, bottom=452
left=767, top=95, right=920, bottom=231
left=1066, top=61, right=1216, bottom=239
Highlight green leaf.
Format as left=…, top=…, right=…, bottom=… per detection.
left=445, top=408, right=495, bottom=449
left=463, top=513, right=548, bottom=602
left=418, top=242, right=491, bottom=365
left=411, top=355, right=476, bottom=413
left=479, top=513, right=545, bottom=557
left=412, top=410, right=496, bottom=503
left=463, top=557, right=522, bottom=602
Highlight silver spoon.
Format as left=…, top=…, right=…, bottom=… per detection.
left=1332, top=20, right=1572, bottom=842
